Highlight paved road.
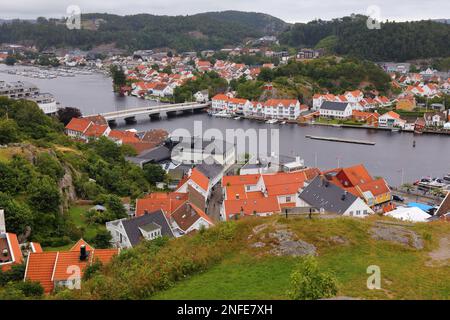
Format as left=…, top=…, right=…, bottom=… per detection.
left=392, top=189, right=444, bottom=207
left=207, top=183, right=223, bottom=222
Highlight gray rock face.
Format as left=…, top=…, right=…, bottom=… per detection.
left=370, top=224, right=424, bottom=249
left=269, top=229, right=317, bottom=257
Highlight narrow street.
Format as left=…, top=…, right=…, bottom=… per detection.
left=207, top=183, right=223, bottom=222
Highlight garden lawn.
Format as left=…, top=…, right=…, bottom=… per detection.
left=152, top=254, right=297, bottom=300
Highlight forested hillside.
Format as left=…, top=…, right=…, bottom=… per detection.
left=0, top=97, right=158, bottom=248
left=0, top=11, right=287, bottom=52
left=280, top=15, right=450, bottom=61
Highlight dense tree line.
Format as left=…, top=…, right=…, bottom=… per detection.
left=265, top=57, right=392, bottom=94
left=280, top=15, right=450, bottom=61
left=0, top=12, right=285, bottom=52
left=173, top=71, right=228, bottom=102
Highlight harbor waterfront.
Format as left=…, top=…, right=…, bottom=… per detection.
left=1, top=64, right=449, bottom=186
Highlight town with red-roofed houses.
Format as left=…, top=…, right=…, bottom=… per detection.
left=0, top=0, right=449, bottom=304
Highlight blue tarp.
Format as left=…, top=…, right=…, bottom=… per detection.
left=407, top=202, right=433, bottom=211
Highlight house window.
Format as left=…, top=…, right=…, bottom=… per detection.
left=286, top=196, right=292, bottom=202
left=356, top=210, right=361, bottom=215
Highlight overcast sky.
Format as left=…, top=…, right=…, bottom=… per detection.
left=1, top=0, right=449, bottom=22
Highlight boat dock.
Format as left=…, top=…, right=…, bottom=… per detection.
left=305, top=135, right=376, bottom=145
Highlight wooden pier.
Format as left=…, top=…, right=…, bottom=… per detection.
left=305, top=135, right=376, bottom=145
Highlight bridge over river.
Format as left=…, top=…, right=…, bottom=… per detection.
left=84, top=102, right=210, bottom=125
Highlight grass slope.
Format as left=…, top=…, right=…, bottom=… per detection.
left=153, top=255, right=296, bottom=300
left=152, top=217, right=450, bottom=300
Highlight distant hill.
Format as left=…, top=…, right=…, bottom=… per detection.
left=280, top=15, right=450, bottom=61
left=196, top=10, right=289, bottom=35
left=0, top=11, right=288, bottom=52
left=432, top=19, right=450, bottom=24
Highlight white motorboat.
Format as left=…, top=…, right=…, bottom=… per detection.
left=212, top=111, right=232, bottom=118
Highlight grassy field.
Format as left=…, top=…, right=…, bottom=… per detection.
left=68, top=205, right=104, bottom=239
left=44, top=205, right=103, bottom=251
left=153, top=254, right=297, bottom=300
left=151, top=216, right=450, bottom=300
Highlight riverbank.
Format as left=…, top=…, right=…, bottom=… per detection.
left=210, top=111, right=450, bottom=136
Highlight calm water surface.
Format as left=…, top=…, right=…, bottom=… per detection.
left=1, top=64, right=449, bottom=186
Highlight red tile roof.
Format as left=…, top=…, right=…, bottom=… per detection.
left=136, top=192, right=188, bottom=217
left=222, top=174, right=260, bottom=187
left=357, top=178, right=391, bottom=197
left=70, top=239, right=94, bottom=252
left=212, top=94, right=229, bottom=101
left=30, top=242, right=43, bottom=253
left=108, top=130, right=140, bottom=144
left=224, top=197, right=280, bottom=219
left=24, top=241, right=118, bottom=294
left=382, top=111, right=401, bottom=119
left=265, top=99, right=298, bottom=107
left=65, top=118, right=91, bottom=133
left=0, top=233, right=23, bottom=271
left=24, top=252, right=58, bottom=294
left=190, top=168, right=209, bottom=191
left=171, top=202, right=213, bottom=232
left=84, top=123, right=109, bottom=138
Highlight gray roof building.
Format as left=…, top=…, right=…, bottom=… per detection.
left=299, top=176, right=359, bottom=215
left=126, top=145, right=171, bottom=167
left=107, top=210, right=174, bottom=248
left=319, top=101, right=351, bottom=111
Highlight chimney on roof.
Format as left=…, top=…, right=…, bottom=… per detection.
left=144, top=210, right=149, bottom=215
left=0, top=209, right=5, bottom=234
left=80, top=245, right=88, bottom=261
left=341, top=191, right=348, bottom=201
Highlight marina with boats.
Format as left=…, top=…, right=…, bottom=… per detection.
left=0, top=66, right=99, bottom=80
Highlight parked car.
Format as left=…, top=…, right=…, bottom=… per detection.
left=392, top=194, right=404, bottom=202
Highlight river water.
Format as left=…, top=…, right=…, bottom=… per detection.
left=1, top=64, right=449, bottom=186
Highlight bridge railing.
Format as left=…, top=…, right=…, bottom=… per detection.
left=85, top=102, right=210, bottom=119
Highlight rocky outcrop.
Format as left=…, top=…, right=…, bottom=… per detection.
left=370, top=224, right=423, bottom=249
left=59, top=165, right=77, bottom=212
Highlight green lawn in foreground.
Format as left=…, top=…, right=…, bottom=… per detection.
left=152, top=217, right=450, bottom=300
left=152, top=255, right=297, bottom=300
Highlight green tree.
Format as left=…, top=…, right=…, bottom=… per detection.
left=143, top=163, right=166, bottom=185
left=56, top=107, right=82, bottom=126
left=257, top=68, right=274, bottom=82
left=287, top=256, right=338, bottom=300
left=0, top=264, right=26, bottom=286
left=0, top=118, right=19, bottom=144
left=95, top=194, right=127, bottom=219
left=89, top=230, right=112, bottom=249
left=162, top=66, right=172, bottom=74
left=14, top=281, right=44, bottom=298
left=89, top=137, right=123, bottom=163
left=35, top=153, right=65, bottom=182
left=28, top=176, right=61, bottom=213
left=0, top=193, right=34, bottom=235
left=110, top=65, right=126, bottom=92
